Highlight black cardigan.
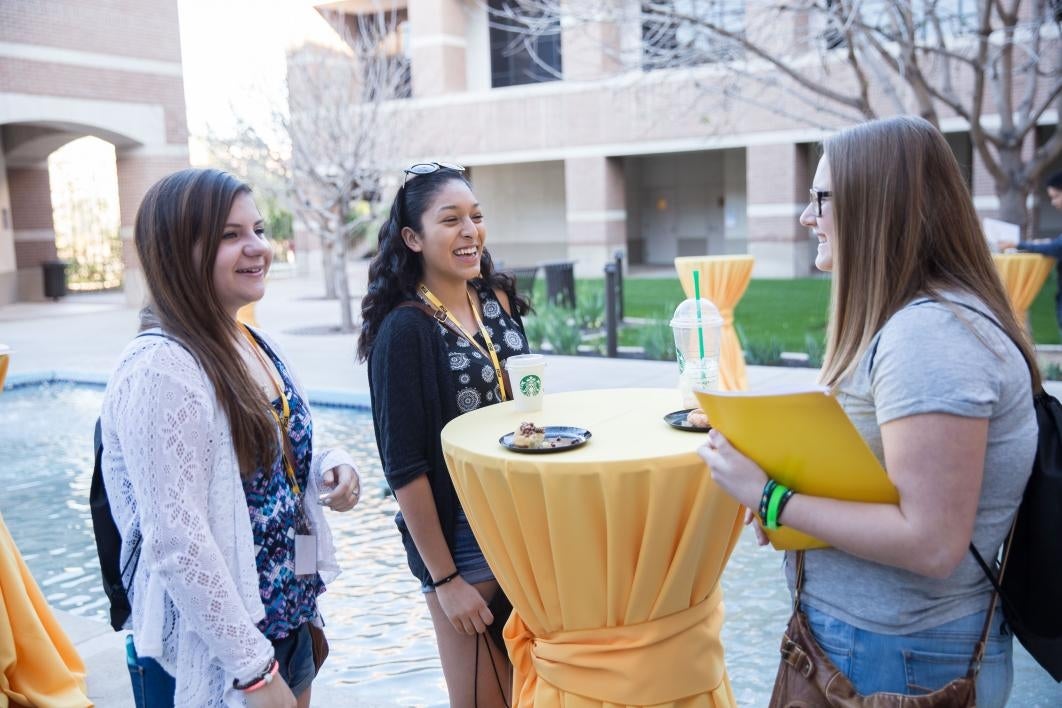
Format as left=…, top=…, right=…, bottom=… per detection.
left=367, top=292, right=523, bottom=586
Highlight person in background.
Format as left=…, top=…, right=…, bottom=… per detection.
left=358, top=163, right=530, bottom=707
left=100, top=168, right=361, bottom=707
left=999, top=170, right=1062, bottom=333
left=702, top=116, right=1036, bottom=706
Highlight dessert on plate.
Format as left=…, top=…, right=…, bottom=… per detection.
left=685, top=408, right=710, bottom=429
left=513, top=421, right=546, bottom=448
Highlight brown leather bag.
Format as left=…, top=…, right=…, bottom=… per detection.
left=309, top=623, right=329, bottom=675
left=768, top=552, right=997, bottom=708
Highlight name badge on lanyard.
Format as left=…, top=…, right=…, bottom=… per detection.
left=295, top=533, right=317, bottom=576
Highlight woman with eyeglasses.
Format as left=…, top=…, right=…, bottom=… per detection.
left=358, top=162, right=530, bottom=706
left=701, top=117, right=1036, bottom=706
left=100, top=168, right=362, bottom=708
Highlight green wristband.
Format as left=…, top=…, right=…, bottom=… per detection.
left=766, top=482, right=789, bottom=530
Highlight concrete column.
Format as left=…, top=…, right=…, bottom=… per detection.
left=115, top=150, right=189, bottom=306
left=746, top=143, right=812, bottom=277
left=560, top=0, right=640, bottom=80
left=0, top=142, right=16, bottom=306
left=8, top=165, right=57, bottom=302
left=563, top=156, right=626, bottom=277
left=408, top=0, right=468, bottom=97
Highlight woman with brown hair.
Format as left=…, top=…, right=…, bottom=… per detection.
left=702, top=116, right=1037, bottom=706
left=99, top=168, right=361, bottom=707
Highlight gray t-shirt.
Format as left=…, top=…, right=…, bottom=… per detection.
left=786, top=291, right=1036, bottom=633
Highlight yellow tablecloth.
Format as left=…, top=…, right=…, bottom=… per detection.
left=674, top=256, right=755, bottom=391
left=0, top=513, right=91, bottom=707
left=992, top=253, right=1054, bottom=327
left=441, top=389, right=743, bottom=707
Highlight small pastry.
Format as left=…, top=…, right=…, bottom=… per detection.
left=513, top=421, right=546, bottom=448
left=686, top=408, right=710, bottom=429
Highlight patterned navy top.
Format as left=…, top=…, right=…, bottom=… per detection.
left=435, top=282, right=530, bottom=413
left=242, top=332, right=323, bottom=640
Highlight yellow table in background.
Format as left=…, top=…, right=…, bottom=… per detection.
left=0, top=345, right=9, bottom=393
left=674, top=256, right=755, bottom=391
left=0, top=512, right=90, bottom=707
left=992, top=253, right=1054, bottom=329
left=442, top=389, right=743, bottom=708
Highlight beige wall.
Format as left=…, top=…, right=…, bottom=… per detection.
left=470, top=161, right=568, bottom=268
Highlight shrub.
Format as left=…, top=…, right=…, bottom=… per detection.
left=640, top=315, right=677, bottom=361
left=743, top=337, right=784, bottom=366
left=538, top=304, right=582, bottom=355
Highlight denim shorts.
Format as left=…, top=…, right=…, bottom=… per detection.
left=801, top=603, right=1013, bottom=708
left=126, top=622, right=316, bottom=706
left=421, top=508, right=495, bottom=593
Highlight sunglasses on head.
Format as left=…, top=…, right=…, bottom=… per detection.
left=403, top=161, right=465, bottom=185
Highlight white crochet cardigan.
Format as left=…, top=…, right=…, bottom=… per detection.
left=100, top=329, right=352, bottom=706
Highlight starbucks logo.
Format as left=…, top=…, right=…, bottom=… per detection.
left=520, top=374, right=542, bottom=397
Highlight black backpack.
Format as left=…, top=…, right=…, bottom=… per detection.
left=913, top=300, right=1062, bottom=682
left=90, top=330, right=177, bottom=631
left=90, top=417, right=141, bottom=631
left=970, top=386, right=1062, bottom=682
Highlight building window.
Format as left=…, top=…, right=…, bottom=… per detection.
left=488, top=0, right=562, bottom=88
left=342, top=9, right=412, bottom=100
left=824, top=0, right=979, bottom=50
left=641, top=0, right=745, bottom=70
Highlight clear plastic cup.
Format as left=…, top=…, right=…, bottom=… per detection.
left=505, top=354, right=546, bottom=412
left=670, top=299, right=723, bottom=408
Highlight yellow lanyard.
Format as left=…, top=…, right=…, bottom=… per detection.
left=240, top=325, right=301, bottom=494
left=418, top=284, right=509, bottom=401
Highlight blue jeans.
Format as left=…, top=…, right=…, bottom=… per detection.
left=420, top=508, right=495, bottom=593
left=802, top=603, right=1013, bottom=707
left=126, top=624, right=315, bottom=706
left=126, top=635, right=175, bottom=708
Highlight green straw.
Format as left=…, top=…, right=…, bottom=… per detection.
left=693, top=270, right=706, bottom=360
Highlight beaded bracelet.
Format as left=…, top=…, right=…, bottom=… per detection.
left=432, top=570, right=460, bottom=588
left=758, top=479, right=778, bottom=522
left=233, top=657, right=278, bottom=691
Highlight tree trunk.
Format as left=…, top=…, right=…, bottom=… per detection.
left=334, top=230, right=356, bottom=333
left=321, top=240, right=337, bottom=299
left=997, top=185, right=1030, bottom=237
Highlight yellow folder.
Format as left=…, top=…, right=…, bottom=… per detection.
left=694, top=387, right=899, bottom=550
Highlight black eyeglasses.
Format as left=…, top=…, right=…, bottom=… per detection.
left=403, top=162, right=465, bottom=185
left=809, top=188, right=833, bottom=217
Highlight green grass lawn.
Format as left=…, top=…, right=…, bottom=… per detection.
left=530, top=272, right=1061, bottom=354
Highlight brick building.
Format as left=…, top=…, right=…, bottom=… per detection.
left=0, top=0, right=189, bottom=304
left=303, top=0, right=1062, bottom=279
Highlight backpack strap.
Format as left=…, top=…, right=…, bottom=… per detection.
left=868, top=297, right=1030, bottom=667
left=96, top=331, right=185, bottom=616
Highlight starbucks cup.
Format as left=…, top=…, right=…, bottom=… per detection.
left=670, top=299, right=723, bottom=408
left=505, top=354, right=546, bottom=412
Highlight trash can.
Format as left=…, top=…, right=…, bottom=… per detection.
left=42, top=260, right=69, bottom=300
left=508, top=266, right=539, bottom=300
left=542, top=260, right=576, bottom=308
